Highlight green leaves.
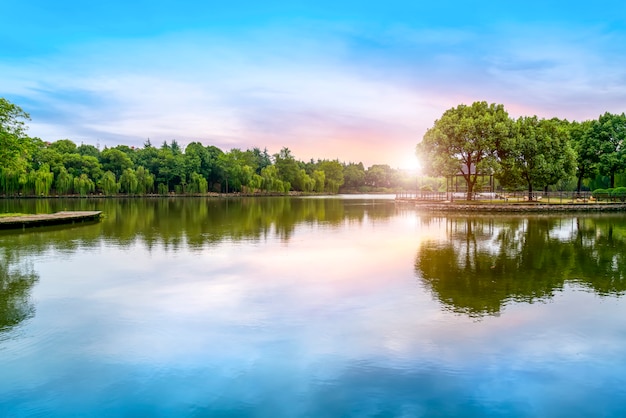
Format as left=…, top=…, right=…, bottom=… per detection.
left=594, top=112, right=626, bottom=188
left=418, top=101, right=513, bottom=199
left=0, top=98, right=33, bottom=172
left=498, top=116, right=575, bottom=197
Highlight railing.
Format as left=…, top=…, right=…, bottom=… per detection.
left=396, top=191, right=449, bottom=201
left=396, top=191, right=595, bottom=203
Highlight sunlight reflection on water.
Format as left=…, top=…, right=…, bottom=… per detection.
left=1, top=198, right=626, bottom=416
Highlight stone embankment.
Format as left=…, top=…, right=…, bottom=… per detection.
left=396, top=201, right=626, bottom=213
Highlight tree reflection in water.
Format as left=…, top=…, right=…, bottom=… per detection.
left=415, top=215, right=626, bottom=317
left=0, top=197, right=397, bottom=333
left=0, top=246, right=38, bottom=333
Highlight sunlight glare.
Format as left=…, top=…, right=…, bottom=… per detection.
left=400, top=156, right=421, bottom=172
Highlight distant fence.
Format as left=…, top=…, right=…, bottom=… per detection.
left=396, top=191, right=449, bottom=201
left=396, top=191, right=595, bottom=203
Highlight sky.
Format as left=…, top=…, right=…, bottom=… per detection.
left=2, top=1, right=626, bottom=169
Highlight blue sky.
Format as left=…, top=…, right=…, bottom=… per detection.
left=2, top=1, right=626, bottom=168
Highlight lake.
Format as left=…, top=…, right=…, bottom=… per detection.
left=1, top=196, right=626, bottom=417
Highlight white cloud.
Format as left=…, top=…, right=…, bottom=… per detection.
left=2, top=22, right=626, bottom=165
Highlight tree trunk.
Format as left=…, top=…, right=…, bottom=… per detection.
left=466, top=171, right=475, bottom=201
left=610, top=172, right=615, bottom=189
left=576, top=173, right=583, bottom=195
left=528, top=182, right=533, bottom=201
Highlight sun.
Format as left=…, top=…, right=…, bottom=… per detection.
left=399, top=156, right=422, bottom=172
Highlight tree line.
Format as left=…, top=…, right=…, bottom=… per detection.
left=0, top=98, right=420, bottom=197
left=416, top=101, right=626, bottom=200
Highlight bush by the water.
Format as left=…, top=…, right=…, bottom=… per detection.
left=592, top=188, right=610, bottom=200
left=612, top=187, right=626, bottom=201
left=591, top=188, right=626, bottom=201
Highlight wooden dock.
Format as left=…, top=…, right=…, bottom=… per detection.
left=0, top=211, right=102, bottom=230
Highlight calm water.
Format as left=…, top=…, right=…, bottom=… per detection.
left=1, top=196, right=626, bottom=417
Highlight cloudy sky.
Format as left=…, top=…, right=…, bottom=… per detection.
left=2, top=1, right=625, bottom=168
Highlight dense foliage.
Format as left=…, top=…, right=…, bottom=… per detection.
left=418, top=102, right=512, bottom=200
left=0, top=98, right=422, bottom=196
left=6, top=96, right=622, bottom=198
left=417, top=101, right=626, bottom=197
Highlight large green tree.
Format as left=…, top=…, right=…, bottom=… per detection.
left=77, top=143, right=101, bottom=159
left=135, top=141, right=161, bottom=178
left=63, top=154, right=103, bottom=182
left=342, top=163, right=366, bottom=191
left=184, top=142, right=212, bottom=180
left=498, top=116, right=575, bottom=199
left=365, top=164, right=397, bottom=189
left=205, top=145, right=225, bottom=191
left=100, top=147, right=134, bottom=178
left=417, top=101, right=512, bottom=200
left=248, top=147, right=272, bottom=174
left=274, top=147, right=299, bottom=189
left=569, top=120, right=599, bottom=194
left=156, top=142, right=185, bottom=192
left=48, top=139, right=77, bottom=155
left=0, top=98, right=33, bottom=172
left=540, top=118, right=576, bottom=191
left=593, top=112, right=626, bottom=188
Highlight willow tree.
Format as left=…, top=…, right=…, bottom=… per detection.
left=135, top=166, right=154, bottom=195
left=417, top=101, right=512, bottom=200
left=99, top=171, right=118, bottom=195
left=55, top=167, right=74, bottom=195
left=119, top=168, right=139, bottom=194
left=188, top=172, right=208, bottom=194
left=74, top=174, right=95, bottom=196
left=318, top=160, right=344, bottom=194
left=31, top=164, right=54, bottom=196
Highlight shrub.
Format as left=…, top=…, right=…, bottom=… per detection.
left=612, top=187, right=626, bottom=202
left=592, top=189, right=609, bottom=200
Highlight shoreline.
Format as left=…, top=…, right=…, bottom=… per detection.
left=397, top=201, right=626, bottom=212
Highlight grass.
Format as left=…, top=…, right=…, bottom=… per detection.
left=0, top=213, right=26, bottom=218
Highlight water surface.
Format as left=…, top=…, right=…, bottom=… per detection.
left=1, top=197, right=625, bottom=417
